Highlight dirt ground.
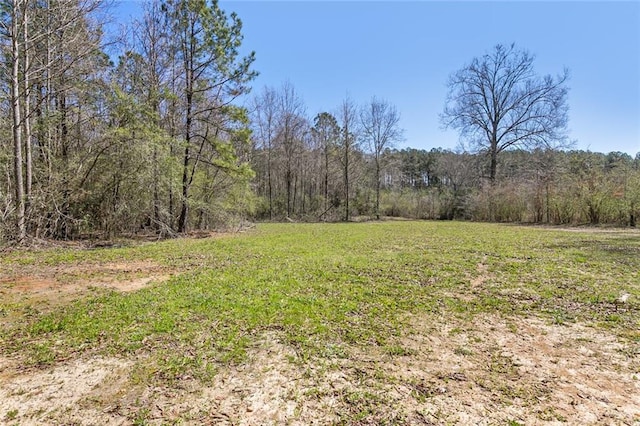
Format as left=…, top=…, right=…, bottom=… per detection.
left=1, top=261, right=639, bottom=425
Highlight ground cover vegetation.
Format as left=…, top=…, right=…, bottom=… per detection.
left=0, top=0, right=637, bottom=244
left=0, top=221, right=638, bottom=423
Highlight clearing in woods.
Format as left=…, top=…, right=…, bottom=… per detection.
left=0, top=222, right=638, bottom=425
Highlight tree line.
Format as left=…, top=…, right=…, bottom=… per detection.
left=0, top=1, right=636, bottom=244
left=250, top=101, right=640, bottom=226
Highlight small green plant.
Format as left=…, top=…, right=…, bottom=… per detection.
left=383, top=344, right=416, bottom=356
left=454, top=346, right=473, bottom=356
left=132, top=406, right=151, bottom=426
left=5, top=409, right=18, bottom=421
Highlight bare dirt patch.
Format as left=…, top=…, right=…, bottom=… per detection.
left=0, top=260, right=171, bottom=300
left=387, top=314, right=640, bottom=424
left=128, top=335, right=308, bottom=425
left=0, top=356, right=132, bottom=425
left=1, top=315, right=638, bottom=425
left=0, top=336, right=315, bottom=425
left=471, top=255, right=490, bottom=288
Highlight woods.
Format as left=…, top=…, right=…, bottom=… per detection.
left=0, top=2, right=637, bottom=243
left=0, top=0, right=257, bottom=241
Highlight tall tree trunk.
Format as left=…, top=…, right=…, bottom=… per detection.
left=375, top=156, right=381, bottom=220
left=178, top=127, right=190, bottom=232
left=151, top=147, right=159, bottom=227
left=267, top=145, right=273, bottom=219
left=293, top=171, right=298, bottom=216
left=545, top=180, right=551, bottom=223
left=344, top=127, right=350, bottom=222
left=286, top=166, right=292, bottom=217
left=23, top=4, right=32, bottom=224
left=151, top=96, right=160, bottom=229
left=489, top=138, right=498, bottom=183
left=344, top=148, right=349, bottom=221
left=44, top=0, right=53, bottom=192
left=299, top=159, right=305, bottom=215
left=59, top=91, right=70, bottom=239
left=168, top=97, right=176, bottom=229
left=178, top=22, right=195, bottom=234
left=11, top=0, right=26, bottom=242
left=324, top=146, right=329, bottom=215
left=488, top=136, right=498, bottom=222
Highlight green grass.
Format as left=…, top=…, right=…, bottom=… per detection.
left=1, top=222, right=639, bottom=385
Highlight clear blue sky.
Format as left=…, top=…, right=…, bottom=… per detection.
left=114, top=1, right=640, bottom=155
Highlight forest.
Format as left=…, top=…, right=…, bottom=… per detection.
left=1, top=0, right=638, bottom=244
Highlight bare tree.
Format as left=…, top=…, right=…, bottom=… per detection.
left=441, top=43, right=570, bottom=184
left=276, top=82, right=307, bottom=218
left=336, top=97, right=359, bottom=221
left=252, top=86, right=278, bottom=219
left=8, top=0, right=26, bottom=242
left=360, top=97, right=403, bottom=219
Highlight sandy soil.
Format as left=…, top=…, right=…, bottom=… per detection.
left=1, top=314, right=638, bottom=425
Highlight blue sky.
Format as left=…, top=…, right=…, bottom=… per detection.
left=115, top=1, right=640, bottom=155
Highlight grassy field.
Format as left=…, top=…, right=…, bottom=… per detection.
left=0, top=221, right=639, bottom=424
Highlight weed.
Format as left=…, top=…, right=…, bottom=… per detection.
left=454, top=346, right=473, bottom=356
left=132, top=406, right=151, bottom=426
left=383, top=345, right=416, bottom=356
left=536, top=406, right=567, bottom=422
left=5, top=409, right=18, bottom=421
